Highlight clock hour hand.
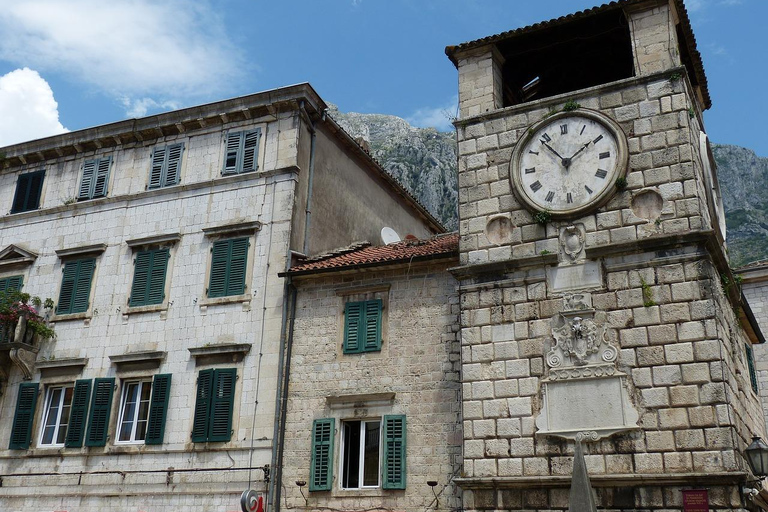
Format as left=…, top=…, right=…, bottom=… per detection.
left=541, top=141, right=567, bottom=165
left=568, top=141, right=591, bottom=162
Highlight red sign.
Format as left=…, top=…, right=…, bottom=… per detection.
left=682, top=489, right=709, bottom=512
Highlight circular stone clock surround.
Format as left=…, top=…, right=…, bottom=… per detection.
left=510, top=109, right=629, bottom=219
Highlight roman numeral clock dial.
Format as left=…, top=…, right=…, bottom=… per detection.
left=510, top=109, right=628, bottom=218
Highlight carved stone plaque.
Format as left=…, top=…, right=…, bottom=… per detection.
left=535, top=296, right=639, bottom=440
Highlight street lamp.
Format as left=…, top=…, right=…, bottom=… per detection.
left=746, top=436, right=768, bottom=478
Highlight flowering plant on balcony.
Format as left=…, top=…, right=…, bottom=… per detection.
left=0, top=290, right=55, bottom=342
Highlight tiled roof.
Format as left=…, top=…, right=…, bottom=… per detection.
left=287, top=233, right=459, bottom=274
left=444, top=0, right=710, bottom=109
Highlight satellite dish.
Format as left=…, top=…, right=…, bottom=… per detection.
left=240, top=489, right=263, bottom=512
left=381, top=227, right=401, bottom=245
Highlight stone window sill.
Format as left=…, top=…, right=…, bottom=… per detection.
left=51, top=312, right=90, bottom=323
left=199, top=293, right=251, bottom=308
left=123, top=303, right=167, bottom=315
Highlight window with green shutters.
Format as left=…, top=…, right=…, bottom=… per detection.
left=145, top=374, right=172, bottom=445
left=343, top=299, right=382, bottom=354
left=11, top=169, right=45, bottom=213
left=56, top=258, right=96, bottom=315
left=85, top=378, right=115, bottom=447
left=129, top=248, right=170, bottom=307
left=310, top=418, right=335, bottom=491
left=192, top=368, right=236, bottom=443
left=9, top=383, right=39, bottom=449
left=116, top=374, right=171, bottom=444
left=223, top=129, right=261, bottom=175
left=149, top=143, right=183, bottom=189
left=746, top=343, right=759, bottom=394
left=208, top=238, right=249, bottom=298
left=0, top=275, right=23, bottom=293
left=79, top=157, right=112, bottom=200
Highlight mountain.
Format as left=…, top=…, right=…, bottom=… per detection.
left=713, top=144, right=768, bottom=267
left=328, top=106, right=458, bottom=230
left=330, top=107, right=767, bottom=268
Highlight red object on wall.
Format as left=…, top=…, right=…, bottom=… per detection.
left=682, top=489, right=709, bottom=512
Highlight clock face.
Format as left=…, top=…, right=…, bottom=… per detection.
left=511, top=110, right=628, bottom=217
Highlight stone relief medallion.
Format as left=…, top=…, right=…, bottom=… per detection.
left=536, top=295, right=639, bottom=441
left=558, top=224, right=585, bottom=263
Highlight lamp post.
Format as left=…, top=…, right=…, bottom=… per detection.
left=746, top=436, right=768, bottom=478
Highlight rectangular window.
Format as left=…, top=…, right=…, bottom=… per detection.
left=0, top=275, right=23, bottom=293
left=78, top=156, right=112, bottom=200
left=129, top=248, right=170, bottom=307
left=11, top=169, right=45, bottom=213
left=747, top=343, right=759, bottom=394
left=343, top=299, right=382, bottom=354
left=223, top=129, right=261, bottom=175
left=56, top=258, right=96, bottom=315
left=341, top=419, right=381, bottom=489
left=39, top=385, right=74, bottom=447
left=191, top=368, right=236, bottom=443
left=310, top=415, right=406, bottom=491
left=208, top=238, right=248, bottom=298
left=117, top=381, right=151, bottom=443
left=149, top=143, right=183, bottom=189
left=116, top=374, right=172, bottom=445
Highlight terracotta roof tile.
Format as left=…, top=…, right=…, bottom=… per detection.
left=288, top=233, right=459, bottom=274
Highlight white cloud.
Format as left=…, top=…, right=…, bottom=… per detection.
left=407, top=96, right=458, bottom=132
left=0, top=68, right=67, bottom=147
left=0, top=0, right=245, bottom=117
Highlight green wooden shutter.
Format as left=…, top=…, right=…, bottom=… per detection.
left=65, top=379, right=92, bottom=447
left=0, top=275, right=23, bottom=293
left=208, top=240, right=230, bottom=298
left=145, top=373, right=172, bottom=445
left=9, top=383, right=39, bottom=450
left=344, top=302, right=363, bottom=353
left=242, top=129, right=260, bottom=172
left=208, top=368, right=236, bottom=442
left=11, top=170, right=45, bottom=213
left=56, top=261, right=79, bottom=314
left=92, top=157, right=111, bottom=198
left=225, top=238, right=248, bottom=296
left=85, top=377, right=115, bottom=447
left=79, top=160, right=96, bottom=199
left=747, top=344, right=759, bottom=394
left=147, top=249, right=169, bottom=305
left=310, top=418, right=335, bottom=491
left=72, top=258, right=95, bottom=314
left=363, top=299, right=382, bottom=351
left=129, top=251, right=151, bottom=306
left=192, top=369, right=214, bottom=442
left=223, top=131, right=243, bottom=175
left=149, top=146, right=166, bottom=189
left=382, top=415, right=406, bottom=489
left=164, top=143, right=183, bottom=186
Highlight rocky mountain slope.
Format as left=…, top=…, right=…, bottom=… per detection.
left=330, top=107, right=766, bottom=267
left=328, top=106, right=458, bottom=230
left=713, top=144, right=768, bottom=267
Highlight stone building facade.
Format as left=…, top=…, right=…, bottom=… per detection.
left=277, top=234, right=462, bottom=512
left=739, top=262, right=768, bottom=434
left=0, top=84, right=440, bottom=511
left=446, top=0, right=766, bottom=510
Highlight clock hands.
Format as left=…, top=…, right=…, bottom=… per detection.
left=567, top=140, right=592, bottom=162
left=541, top=141, right=570, bottom=169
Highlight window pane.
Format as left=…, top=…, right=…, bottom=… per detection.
left=342, top=421, right=361, bottom=489
left=119, top=383, right=140, bottom=442
left=41, top=388, right=62, bottom=445
left=363, top=421, right=380, bottom=486
left=136, top=382, right=152, bottom=441
left=56, top=387, right=74, bottom=444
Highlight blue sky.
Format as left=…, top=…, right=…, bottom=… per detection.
left=0, top=0, right=765, bottom=156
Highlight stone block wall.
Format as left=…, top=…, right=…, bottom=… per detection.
left=742, top=271, right=768, bottom=431
left=280, top=262, right=462, bottom=512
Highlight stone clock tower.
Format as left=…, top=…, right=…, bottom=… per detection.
left=446, top=1, right=766, bottom=511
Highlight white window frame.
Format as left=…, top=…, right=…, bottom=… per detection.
left=115, top=380, right=152, bottom=444
left=39, top=385, right=74, bottom=447
left=339, top=418, right=382, bottom=490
